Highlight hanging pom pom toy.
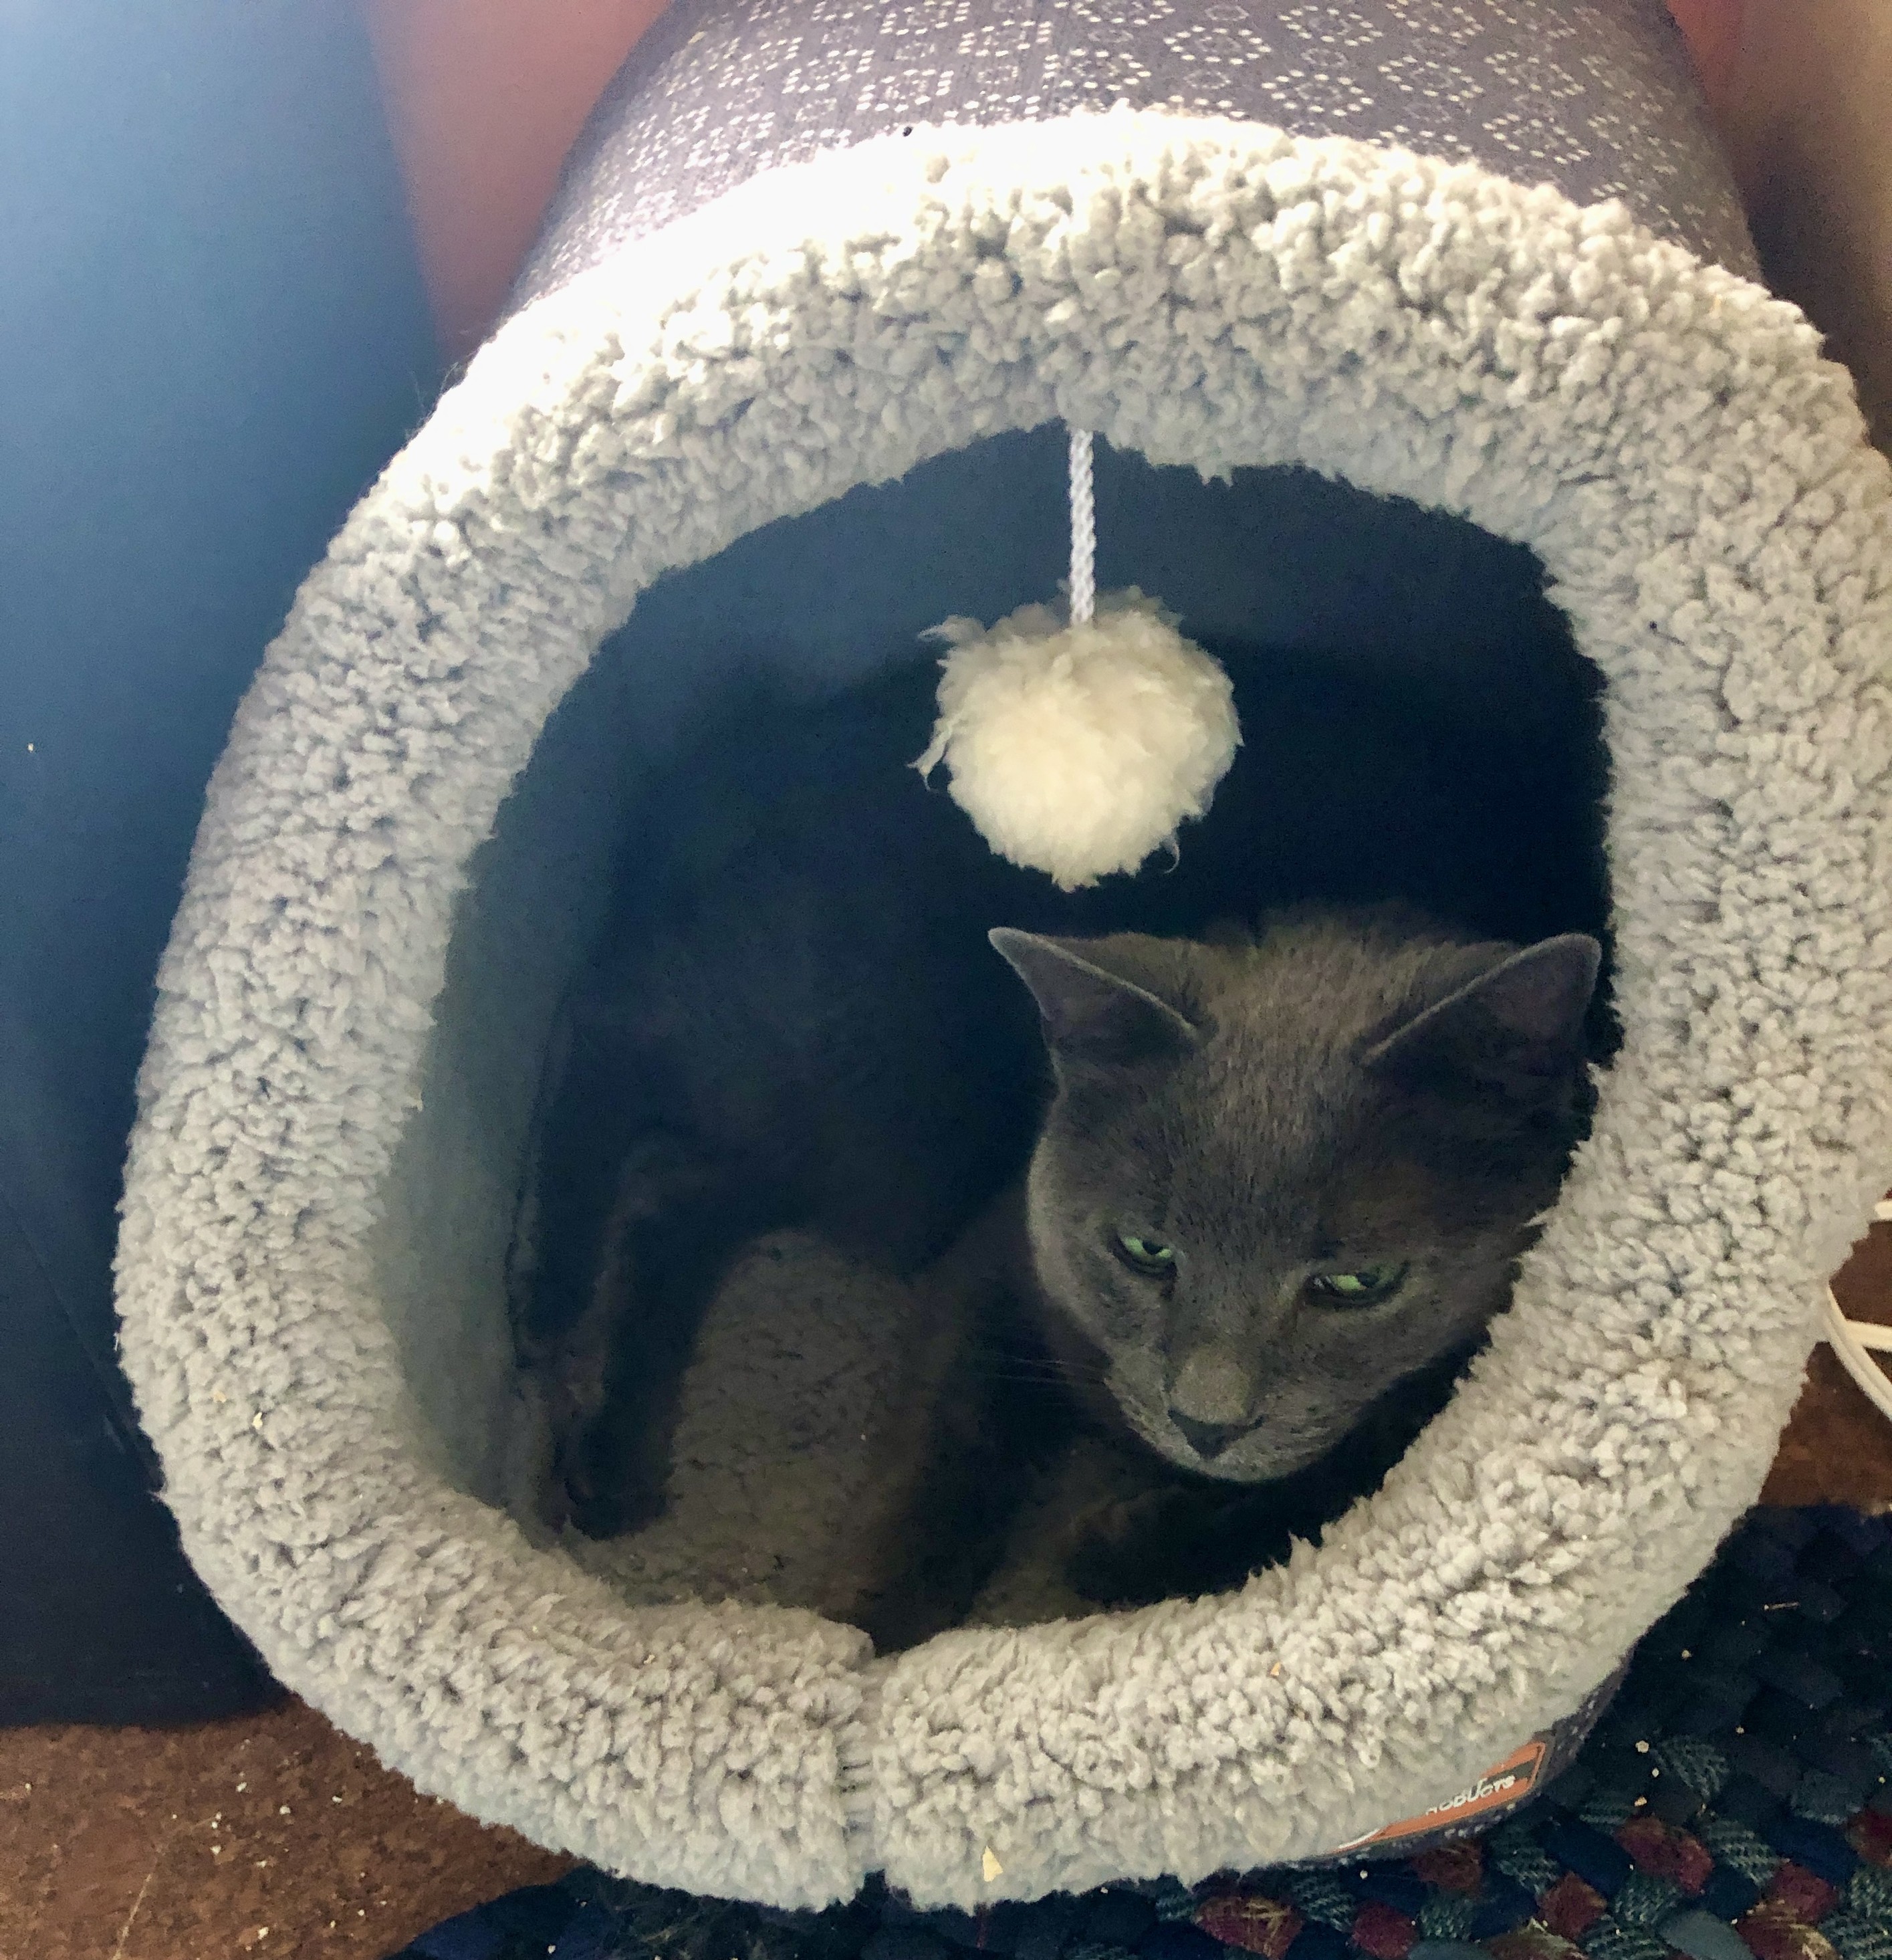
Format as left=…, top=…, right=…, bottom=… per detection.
left=914, top=429, right=1240, bottom=891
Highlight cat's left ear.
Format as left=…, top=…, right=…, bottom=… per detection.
left=1363, top=934, right=1602, bottom=1103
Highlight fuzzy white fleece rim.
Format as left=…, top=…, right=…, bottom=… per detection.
left=115, top=108, right=1892, bottom=1911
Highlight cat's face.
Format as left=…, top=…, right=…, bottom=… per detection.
left=993, top=914, right=1600, bottom=1483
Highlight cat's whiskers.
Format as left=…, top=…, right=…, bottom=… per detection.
left=969, top=1353, right=1107, bottom=1388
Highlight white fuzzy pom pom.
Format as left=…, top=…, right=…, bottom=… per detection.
left=913, top=588, right=1241, bottom=891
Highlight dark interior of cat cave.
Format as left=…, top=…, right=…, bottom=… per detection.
left=370, top=425, right=1613, bottom=1654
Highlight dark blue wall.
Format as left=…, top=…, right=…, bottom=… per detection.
left=0, top=0, right=440, bottom=1720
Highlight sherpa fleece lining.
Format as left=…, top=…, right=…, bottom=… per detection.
left=115, top=110, right=1892, bottom=1911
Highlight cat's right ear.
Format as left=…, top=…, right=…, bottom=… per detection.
left=989, top=930, right=1200, bottom=1069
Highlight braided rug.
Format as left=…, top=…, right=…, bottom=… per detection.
left=392, top=1508, right=1892, bottom=1960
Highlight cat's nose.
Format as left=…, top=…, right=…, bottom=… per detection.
left=1169, top=1410, right=1249, bottom=1459
left=1167, top=1348, right=1257, bottom=1454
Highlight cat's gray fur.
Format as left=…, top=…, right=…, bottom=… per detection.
left=511, top=647, right=1607, bottom=1644
left=995, top=913, right=1598, bottom=1485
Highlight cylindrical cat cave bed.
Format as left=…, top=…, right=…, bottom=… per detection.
left=116, top=0, right=1892, bottom=1916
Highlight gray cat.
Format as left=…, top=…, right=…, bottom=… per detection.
left=993, top=913, right=1599, bottom=1483
left=812, top=909, right=1598, bottom=1646
left=510, top=651, right=1605, bottom=1644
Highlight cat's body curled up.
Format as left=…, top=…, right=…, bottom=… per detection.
left=511, top=649, right=1605, bottom=1648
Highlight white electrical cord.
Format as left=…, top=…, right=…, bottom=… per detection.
left=1822, top=1196, right=1892, bottom=1424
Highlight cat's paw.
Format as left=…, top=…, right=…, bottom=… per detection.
left=556, top=1449, right=670, bottom=1540
left=551, top=1412, right=673, bottom=1540
left=1060, top=1489, right=1190, bottom=1607
left=1061, top=1481, right=1294, bottom=1607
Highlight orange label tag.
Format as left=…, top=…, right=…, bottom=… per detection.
left=1334, top=1739, right=1548, bottom=1852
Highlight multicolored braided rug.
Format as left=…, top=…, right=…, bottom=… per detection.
left=390, top=1509, right=1892, bottom=1960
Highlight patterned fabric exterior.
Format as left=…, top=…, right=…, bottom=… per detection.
left=394, top=1509, right=1892, bottom=1960
left=514, top=0, right=1756, bottom=314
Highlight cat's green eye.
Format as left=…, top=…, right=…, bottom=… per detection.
left=1114, top=1232, right=1177, bottom=1277
left=1307, top=1261, right=1408, bottom=1305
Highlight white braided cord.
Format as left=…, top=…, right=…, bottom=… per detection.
left=1068, top=425, right=1096, bottom=627
left=1824, top=1287, right=1892, bottom=1424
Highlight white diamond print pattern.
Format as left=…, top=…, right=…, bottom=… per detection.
left=1261, top=63, right=1379, bottom=120
left=1278, top=4, right=1387, bottom=53
left=517, top=0, right=1754, bottom=314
